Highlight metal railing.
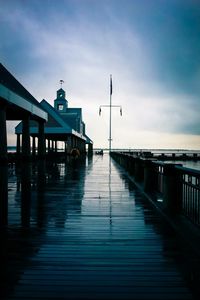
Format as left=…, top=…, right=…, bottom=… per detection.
left=176, top=166, right=200, bottom=226
left=111, top=151, right=200, bottom=226
left=153, top=162, right=164, bottom=194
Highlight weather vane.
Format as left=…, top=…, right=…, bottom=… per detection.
left=60, top=80, right=64, bottom=88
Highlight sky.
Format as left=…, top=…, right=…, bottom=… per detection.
left=0, top=0, right=200, bottom=149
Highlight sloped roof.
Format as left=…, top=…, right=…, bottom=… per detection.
left=40, top=100, right=92, bottom=143
left=40, top=99, right=72, bottom=130
left=66, top=108, right=82, bottom=119
left=14, top=90, right=92, bottom=143
left=57, top=88, right=65, bottom=93
left=15, top=99, right=87, bottom=140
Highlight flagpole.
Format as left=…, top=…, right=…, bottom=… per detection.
left=99, top=75, right=122, bottom=155
left=109, top=74, right=112, bottom=153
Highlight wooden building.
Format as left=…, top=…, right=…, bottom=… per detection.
left=15, top=85, right=93, bottom=156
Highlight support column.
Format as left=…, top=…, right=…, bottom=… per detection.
left=38, top=120, right=45, bottom=158
left=55, top=141, right=57, bottom=153
left=65, top=141, right=67, bottom=153
left=79, top=139, right=83, bottom=154
left=48, top=139, right=51, bottom=153
left=22, top=115, right=30, bottom=159
left=32, top=136, right=36, bottom=157
left=0, top=104, right=7, bottom=162
left=50, top=140, right=53, bottom=152
left=76, top=138, right=79, bottom=152
left=71, top=136, right=75, bottom=149
left=16, top=134, right=21, bottom=155
left=67, top=136, right=72, bottom=154
left=81, top=140, right=83, bottom=154
left=88, top=143, right=93, bottom=156
left=82, top=141, right=86, bottom=154
left=52, top=140, right=55, bottom=152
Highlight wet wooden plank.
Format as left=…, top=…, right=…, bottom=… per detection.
left=1, top=155, right=199, bottom=299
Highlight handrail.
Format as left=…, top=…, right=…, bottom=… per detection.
left=152, top=161, right=166, bottom=167
left=175, top=165, right=200, bottom=176
left=111, top=151, right=200, bottom=226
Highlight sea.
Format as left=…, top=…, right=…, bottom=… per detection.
left=8, top=146, right=200, bottom=171
left=95, top=148, right=200, bottom=171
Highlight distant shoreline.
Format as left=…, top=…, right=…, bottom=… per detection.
left=6, top=146, right=200, bottom=170
left=8, top=146, right=200, bottom=153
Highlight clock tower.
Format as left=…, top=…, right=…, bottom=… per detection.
left=54, top=87, right=68, bottom=113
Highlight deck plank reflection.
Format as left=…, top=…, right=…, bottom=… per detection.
left=1, top=155, right=199, bottom=299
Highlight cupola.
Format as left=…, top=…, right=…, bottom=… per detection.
left=54, top=81, right=68, bottom=112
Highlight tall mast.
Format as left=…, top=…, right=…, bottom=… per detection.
left=109, top=74, right=112, bottom=153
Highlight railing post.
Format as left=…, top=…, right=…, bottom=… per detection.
left=134, top=158, right=144, bottom=182
left=129, top=156, right=135, bottom=175
left=144, top=160, right=157, bottom=193
left=121, top=154, right=124, bottom=168
left=38, top=120, right=46, bottom=158
left=16, top=134, right=21, bottom=156
left=125, top=155, right=129, bottom=170
left=22, top=115, right=31, bottom=160
left=163, top=164, right=182, bottom=214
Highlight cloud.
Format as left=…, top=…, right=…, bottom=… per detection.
left=0, top=0, right=200, bottom=148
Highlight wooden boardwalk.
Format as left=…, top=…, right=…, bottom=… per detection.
left=1, top=154, right=200, bottom=299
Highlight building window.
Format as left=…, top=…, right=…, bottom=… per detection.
left=58, top=104, right=64, bottom=111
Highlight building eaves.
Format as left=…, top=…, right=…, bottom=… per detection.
left=0, top=63, right=43, bottom=110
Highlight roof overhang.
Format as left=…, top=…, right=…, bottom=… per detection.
left=0, top=84, right=47, bottom=121
left=15, top=124, right=87, bottom=141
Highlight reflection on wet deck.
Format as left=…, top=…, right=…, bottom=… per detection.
left=1, top=154, right=200, bottom=299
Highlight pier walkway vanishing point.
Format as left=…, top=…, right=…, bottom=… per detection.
left=1, top=154, right=200, bottom=299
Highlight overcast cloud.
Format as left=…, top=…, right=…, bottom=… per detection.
left=1, top=0, right=200, bottom=149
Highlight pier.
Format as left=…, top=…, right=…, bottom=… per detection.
left=1, top=64, right=200, bottom=299
left=2, top=1, right=200, bottom=298
left=1, top=154, right=200, bottom=299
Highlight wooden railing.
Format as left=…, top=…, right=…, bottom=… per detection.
left=111, top=152, right=200, bottom=226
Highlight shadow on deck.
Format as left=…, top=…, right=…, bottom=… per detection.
left=1, top=154, right=200, bottom=299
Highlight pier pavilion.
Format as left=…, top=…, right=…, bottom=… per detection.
left=0, top=63, right=48, bottom=161
left=15, top=85, right=93, bottom=157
